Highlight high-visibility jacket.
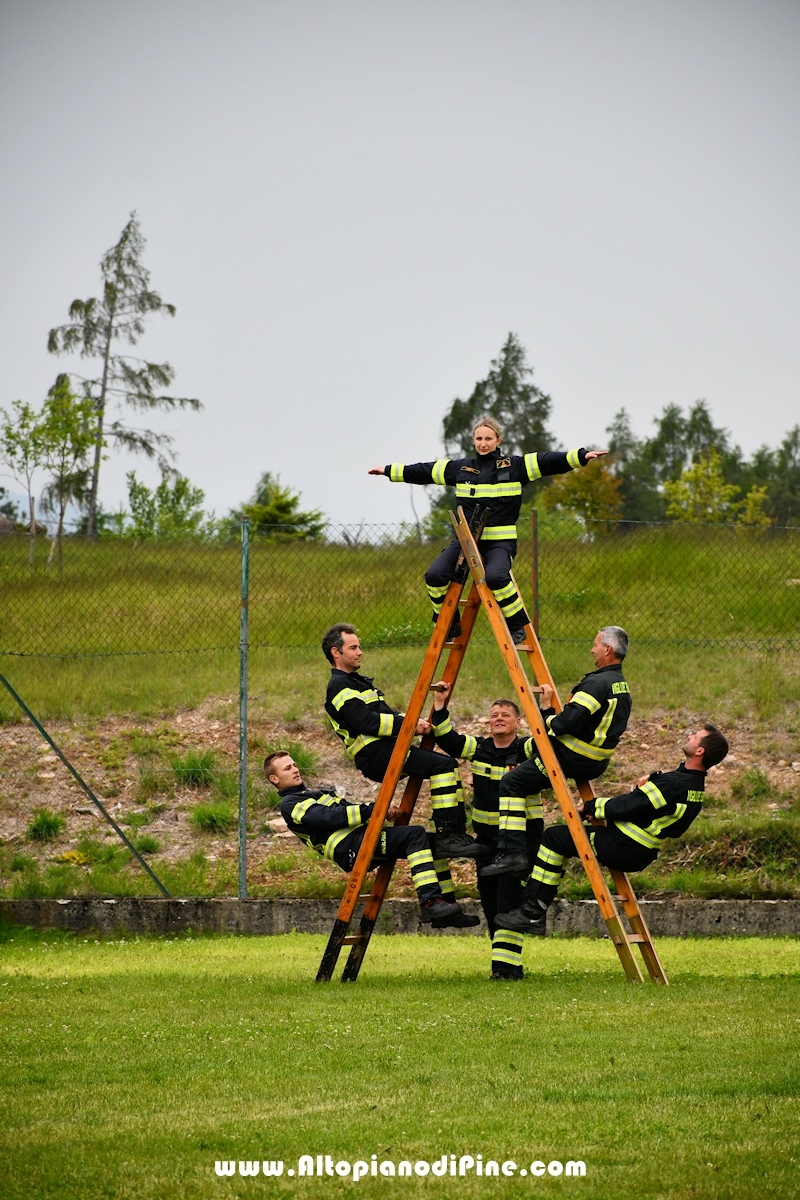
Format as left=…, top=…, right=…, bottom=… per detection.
left=431, top=707, right=539, bottom=831
left=384, top=447, right=588, bottom=541
left=543, top=663, right=631, bottom=773
left=325, top=668, right=403, bottom=761
left=279, top=783, right=375, bottom=863
left=583, top=763, right=706, bottom=857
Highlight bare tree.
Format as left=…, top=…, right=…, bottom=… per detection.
left=48, top=213, right=201, bottom=536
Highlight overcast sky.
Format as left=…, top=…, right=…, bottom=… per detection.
left=1, top=0, right=798, bottom=526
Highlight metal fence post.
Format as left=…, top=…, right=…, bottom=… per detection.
left=238, top=517, right=250, bottom=900
left=530, top=508, right=539, bottom=636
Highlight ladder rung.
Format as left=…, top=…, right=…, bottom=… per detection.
left=357, top=894, right=372, bottom=901
left=340, top=935, right=365, bottom=945
left=627, top=934, right=647, bottom=943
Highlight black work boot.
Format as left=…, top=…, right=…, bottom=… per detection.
left=419, top=896, right=462, bottom=923
left=494, top=898, right=548, bottom=936
left=434, top=818, right=487, bottom=859
left=479, top=850, right=530, bottom=877
left=431, top=910, right=481, bottom=929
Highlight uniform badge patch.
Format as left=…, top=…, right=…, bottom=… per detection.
left=496, top=457, right=511, bottom=468
left=460, top=466, right=480, bottom=474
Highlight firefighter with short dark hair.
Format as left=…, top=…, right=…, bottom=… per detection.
left=496, top=724, right=729, bottom=934
left=322, top=622, right=482, bottom=859
left=482, top=625, right=632, bottom=877
left=369, top=418, right=606, bottom=643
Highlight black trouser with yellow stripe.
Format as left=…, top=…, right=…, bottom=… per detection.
left=526, top=825, right=656, bottom=907
left=497, top=746, right=608, bottom=853
left=424, top=538, right=529, bottom=633
left=335, top=824, right=455, bottom=906
left=476, top=827, right=543, bottom=978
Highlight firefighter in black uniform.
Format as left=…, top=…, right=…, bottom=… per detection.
left=369, top=417, right=607, bottom=642
left=322, top=622, right=482, bottom=859
left=266, top=751, right=476, bottom=927
left=496, top=724, right=729, bottom=934
left=430, top=684, right=541, bottom=980
left=482, top=625, right=632, bottom=876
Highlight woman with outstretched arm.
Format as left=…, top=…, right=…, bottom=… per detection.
left=370, top=417, right=606, bottom=642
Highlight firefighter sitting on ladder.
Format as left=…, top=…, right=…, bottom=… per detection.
left=496, top=724, right=729, bottom=934
left=265, top=752, right=477, bottom=928
left=482, top=625, right=632, bottom=877
left=368, top=416, right=606, bottom=643
left=430, top=683, right=541, bottom=981
left=322, top=623, right=483, bottom=859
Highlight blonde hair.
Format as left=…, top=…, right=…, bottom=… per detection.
left=473, top=416, right=502, bottom=441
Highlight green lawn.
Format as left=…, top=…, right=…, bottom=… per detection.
left=2, top=927, right=799, bottom=1199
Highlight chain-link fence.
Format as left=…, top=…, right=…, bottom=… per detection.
left=1, top=516, right=798, bottom=899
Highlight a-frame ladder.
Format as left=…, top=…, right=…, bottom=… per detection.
left=316, top=509, right=667, bottom=984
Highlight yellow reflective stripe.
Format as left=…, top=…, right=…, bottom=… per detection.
left=566, top=448, right=582, bottom=469
left=472, top=762, right=511, bottom=780
left=499, top=594, right=524, bottom=616
left=571, top=690, right=601, bottom=715
left=524, top=452, right=542, bottom=481
left=327, top=714, right=381, bottom=759
left=481, top=525, right=518, bottom=540
left=592, top=697, right=617, bottom=747
left=389, top=463, right=405, bottom=482
left=461, top=735, right=478, bottom=758
left=322, top=827, right=356, bottom=861
left=346, top=805, right=364, bottom=827
left=408, top=849, right=434, bottom=869
left=454, top=482, right=522, bottom=499
left=492, top=580, right=517, bottom=601
left=525, top=797, right=544, bottom=819
left=614, top=821, right=661, bottom=850
left=593, top=796, right=608, bottom=819
left=641, top=780, right=668, bottom=809
left=378, top=713, right=395, bottom=737
left=531, top=865, right=562, bottom=885
left=493, top=947, right=524, bottom=966
left=472, top=807, right=499, bottom=825
left=431, top=459, right=450, bottom=485
left=555, top=733, right=614, bottom=761
left=538, top=845, right=565, bottom=867
left=431, top=714, right=453, bottom=735
left=330, top=686, right=384, bottom=712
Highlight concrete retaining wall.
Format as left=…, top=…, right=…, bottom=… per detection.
left=2, top=897, right=799, bottom=937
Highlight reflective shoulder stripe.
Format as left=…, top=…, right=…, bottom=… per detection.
left=331, top=687, right=382, bottom=711
left=378, top=713, right=395, bottom=737
left=431, top=459, right=450, bottom=485
left=290, top=798, right=316, bottom=822
left=640, top=780, right=668, bottom=810
left=566, top=448, right=582, bottom=469
left=388, top=463, right=405, bottom=482
left=523, top=737, right=536, bottom=758
left=570, top=690, right=601, bottom=715
left=524, top=452, right=542, bottom=481
left=555, top=733, right=614, bottom=761
left=481, top=524, right=518, bottom=541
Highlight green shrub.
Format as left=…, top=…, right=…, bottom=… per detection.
left=123, top=811, right=151, bottom=828
left=27, top=808, right=66, bottom=842
left=134, top=834, right=161, bottom=855
left=190, top=802, right=236, bottom=834
left=137, top=765, right=175, bottom=802
left=170, top=749, right=216, bottom=788
left=730, top=767, right=775, bottom=803
left=10, top=853, right=35, bottom=872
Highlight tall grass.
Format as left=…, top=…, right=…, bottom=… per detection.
left=1, top=523, right=798, bottom=723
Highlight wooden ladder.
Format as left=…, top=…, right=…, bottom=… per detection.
left=316, top=508, right=667, bottom=984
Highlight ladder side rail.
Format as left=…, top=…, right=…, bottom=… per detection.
left=509, top=574, right=668, bottom=984
left=451, top=511, right=644, bottom=983
left=317, top=581, right=463, bottom=982
left=341, top=584, right=483, bottom=982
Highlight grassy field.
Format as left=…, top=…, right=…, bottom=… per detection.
left=2, top=522, right=799, bottom=724
left=1, top=926, right=799, bottom=1200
